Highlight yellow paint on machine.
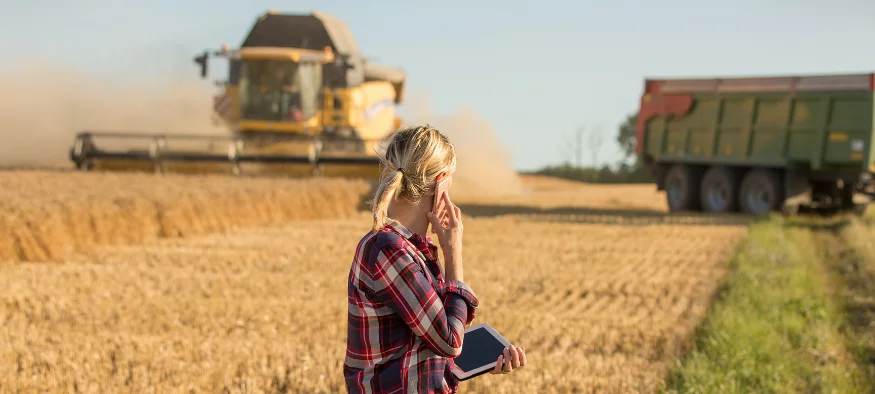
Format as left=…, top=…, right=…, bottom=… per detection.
left=73, top=10, right=406, bottom=179
left=238, top=47, right=335, bottom=63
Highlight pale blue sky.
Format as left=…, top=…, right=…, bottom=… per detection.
left=3, top=0, right=874, bottom=170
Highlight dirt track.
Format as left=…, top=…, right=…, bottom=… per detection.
left=0, top=174, right=750, bottom=393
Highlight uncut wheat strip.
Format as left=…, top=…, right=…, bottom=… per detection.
left=0, top=171, right=375, bottom=262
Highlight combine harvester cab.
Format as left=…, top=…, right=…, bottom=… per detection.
left=637, top=72, right=875, bottom=216
left=69, top=10, right=407, bottom=178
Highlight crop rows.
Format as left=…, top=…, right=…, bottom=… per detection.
left=0, top=173, right=748, bottom=393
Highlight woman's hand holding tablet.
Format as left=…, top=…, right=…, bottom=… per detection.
left=451, top=323, right=528, bottom=381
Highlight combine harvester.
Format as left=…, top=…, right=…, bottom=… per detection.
left=637, top=72, right=875, bottom=215
left=69, top=10, right=406, bottom=178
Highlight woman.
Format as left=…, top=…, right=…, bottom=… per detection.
left=344, top=125, right=527, bottom=393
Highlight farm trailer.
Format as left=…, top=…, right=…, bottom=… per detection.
left=636, top=73, right=875, bottom=215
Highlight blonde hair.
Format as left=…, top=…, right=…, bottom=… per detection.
left=371, top=125, right=457, bottom=231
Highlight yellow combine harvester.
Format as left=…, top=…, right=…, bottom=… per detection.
left=69, top=10, right=406, bottom=177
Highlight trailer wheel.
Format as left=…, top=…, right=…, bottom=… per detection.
left=739, top=169, right=782, bottom=216
left=839, top=184, right=855, bottom=212
left=853, top=203, right=869, bottom=217
left=664, top=164, right=700, bottom=212
left=699, top=166, right=738, bottom=213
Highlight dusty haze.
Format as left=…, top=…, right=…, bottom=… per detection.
left=0, top=62, right=229, bottom=168
left=0, top=63, right=525, bottom=199
left=401, top=91, right=525, bottom=198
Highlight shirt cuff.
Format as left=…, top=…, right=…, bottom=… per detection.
left=444, top=280, right=479, bottom=325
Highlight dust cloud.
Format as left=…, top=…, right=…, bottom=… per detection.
left=0, top=61, right=526, bottom=199
left=400, top=91, right=526, bottom=198
left=0, top=62, right=230, bottom=168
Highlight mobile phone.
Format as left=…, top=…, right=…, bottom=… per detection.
left=432, top=176, right=451, bottom=216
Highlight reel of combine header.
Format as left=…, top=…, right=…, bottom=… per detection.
left=68, top=131, right=384, bottom=177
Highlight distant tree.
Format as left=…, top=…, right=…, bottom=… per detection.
left=616, top=113, right=638, bottom=162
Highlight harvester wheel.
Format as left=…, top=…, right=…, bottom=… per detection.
left=76, top=160, right=94, bottom=171
left=699, top=166, right=738, bottom=213
left=664, top=164, right=701, bottom=212
left=153, top=162, right=166, bottom=175
left=739, top=168, right=783, bottom=216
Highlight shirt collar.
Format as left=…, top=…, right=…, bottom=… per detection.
left=385, top=218, right=438, bottom=260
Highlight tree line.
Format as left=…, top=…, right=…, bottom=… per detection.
left=524, top=113, right=652, bottom=183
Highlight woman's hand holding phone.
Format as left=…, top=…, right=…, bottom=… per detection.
left=431, top=177, right=451, bottom=231
left=433, top=199, right=450, bottom=229
left=426, top=192, right=464, bottom=282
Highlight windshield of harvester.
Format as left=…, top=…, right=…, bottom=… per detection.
left=239, top=59, right=322, bottom=122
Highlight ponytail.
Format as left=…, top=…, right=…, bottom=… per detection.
left=369, top=124, right=455, bottom=232
left=372, top=170, right=404, bottom=231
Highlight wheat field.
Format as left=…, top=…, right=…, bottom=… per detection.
left=0, top=170, right=373, bottom=262
left=0, top=172, right=750, bottom=393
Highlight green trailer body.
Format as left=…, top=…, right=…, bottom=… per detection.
left=636, top=73, right=875, bottom=215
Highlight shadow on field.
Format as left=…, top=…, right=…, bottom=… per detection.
left=456, top=203, right=754, bottom=227
left=782, top=218, right=853, bottom=232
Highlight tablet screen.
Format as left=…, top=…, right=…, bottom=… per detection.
left=454, top=326, right=507, bottom=373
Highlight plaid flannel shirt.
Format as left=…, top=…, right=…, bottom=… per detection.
left=344, top=218, right=480, bottom=394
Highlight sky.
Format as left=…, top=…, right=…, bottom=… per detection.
left=2, top=0, right=874, bottom=171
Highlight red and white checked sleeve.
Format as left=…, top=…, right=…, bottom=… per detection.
left=371, top=241, right=479, bottom=358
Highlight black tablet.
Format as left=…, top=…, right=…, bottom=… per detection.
left=451, top=323, right=512, bottom=381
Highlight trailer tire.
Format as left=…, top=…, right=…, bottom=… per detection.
left=853, top=203, right=869, bottom=217
left=664, top=164, right=700, bottom=212
left=739, top=169, right=783, bottom=216
left=699, top=166, right=738, bottom=213
left=839, top=184, right=855, bottom=212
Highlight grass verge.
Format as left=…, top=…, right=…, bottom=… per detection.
left=660, top=214, right=869, bottom=394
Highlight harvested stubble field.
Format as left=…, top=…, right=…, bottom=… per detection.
left=0, top=172, right=751, bottom=393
